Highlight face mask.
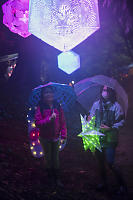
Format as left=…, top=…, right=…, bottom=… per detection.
left=102, top=91, right=108, bottom=99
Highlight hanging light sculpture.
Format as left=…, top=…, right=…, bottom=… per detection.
left=29, top=0, right=100, bottom=52
left=58, top=50, right=80, bottom=74
left=2, top=0, right=31, bottom=38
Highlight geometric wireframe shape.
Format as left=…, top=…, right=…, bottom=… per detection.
left=29, top=0, right=100, bottom=51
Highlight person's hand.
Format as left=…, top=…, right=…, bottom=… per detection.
left=49, top=112, right=56, bottom=120
left=100, top=124, right=110, bottom=131
left=87, top=115, right=91, bottom=122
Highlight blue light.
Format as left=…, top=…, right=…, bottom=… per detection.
left=58, top=51, right=80, bottom=74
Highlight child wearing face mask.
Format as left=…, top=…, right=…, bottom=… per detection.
left=87, top=85, right=127, bottom=195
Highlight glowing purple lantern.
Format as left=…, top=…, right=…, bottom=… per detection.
left=58, top=51, right=80, bottom=74
left=29, top=0, right=100, bottom=51
left=2, top=0, right=31, bottom=38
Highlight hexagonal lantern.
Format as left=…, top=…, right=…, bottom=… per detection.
left=29, top=0, right=100, bottom=51
left=58, top=51, right=80, bottom=74
left=2, top=0, right=31, bottom=38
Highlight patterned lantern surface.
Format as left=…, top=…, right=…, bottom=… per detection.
left=2, top=0, right=31, bottom=38
left=78, top=115, right=104, bottom=152
left=29, top=0, right=100, bottom=51
left=58, top=51, right=80, bottom=74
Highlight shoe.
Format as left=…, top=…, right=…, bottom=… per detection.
left=116, top=185, right=128, bottom=196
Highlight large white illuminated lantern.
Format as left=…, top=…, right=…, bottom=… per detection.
left=29, top=0, right=100, bottom=52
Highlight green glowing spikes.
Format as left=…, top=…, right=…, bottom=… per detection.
left=78, top=115, right=104, bottom=152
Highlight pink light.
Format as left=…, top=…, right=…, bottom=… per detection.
left=30, top=129, right=40, bottom=141
left=2, top=0, right=31, bottom=38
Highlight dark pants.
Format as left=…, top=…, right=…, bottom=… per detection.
left=40, top=137, right=60, bottom=169
left=95, top=146, right=125, bottom=186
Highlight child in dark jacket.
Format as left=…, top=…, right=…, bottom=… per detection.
left=35, top=86, right=67, bottom=187
left=88, top=85, right=127, bottom=194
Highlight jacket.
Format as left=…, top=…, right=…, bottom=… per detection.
left=90, top=100, right=125, bottom=147
left=35, top=102, right=67, bottom=140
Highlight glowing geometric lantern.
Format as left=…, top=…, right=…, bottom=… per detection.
left=29, top=0, right=100, bottom=51
left=2, top=0, right=31, bottom=38
left=78, top=115, right=104, bottom=152
left=58, top=51, right=80, bottom=74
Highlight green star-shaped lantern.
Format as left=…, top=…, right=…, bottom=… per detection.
left=78, top=115, right=104, bottom=152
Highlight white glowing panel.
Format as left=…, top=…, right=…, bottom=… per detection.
left=58, top=51, right=80, bottom=74
left=29, top=0, right=100, bottom=51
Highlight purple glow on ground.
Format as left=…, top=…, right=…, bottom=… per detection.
left=2, top=0, right=31, bottom=38
left=29, top=0, right=100, bottom=51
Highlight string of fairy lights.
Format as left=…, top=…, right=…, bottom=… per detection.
left=27, top=104, right=66, bottom=158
